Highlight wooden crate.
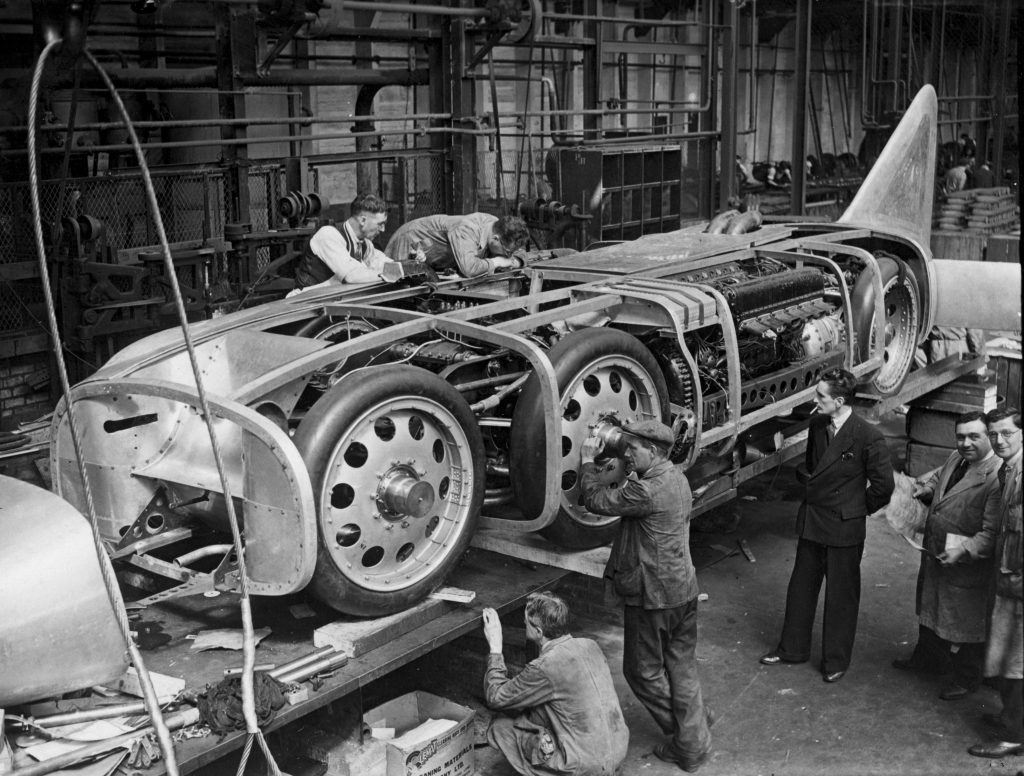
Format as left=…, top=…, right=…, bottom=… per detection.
left=985, top=235, right=1021, bottom=263
left=990, top=349, right=1022, bottom=409
left=931, top=231, right=985, bottom=261
left=906, top=441, right=954, bottom=477
left=906, top=407, right=959, bottom=447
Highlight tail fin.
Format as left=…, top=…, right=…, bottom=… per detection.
left=838, top=85, right=937, bottom=250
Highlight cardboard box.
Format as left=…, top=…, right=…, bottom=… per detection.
left=363, top=691, right=475, bottom=776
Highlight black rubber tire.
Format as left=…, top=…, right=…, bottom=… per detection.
left=509, top=328, right=670, bottom=550
left=293, top=365, right=485, bottom=616
left=852, top=256, right=920, bottom=396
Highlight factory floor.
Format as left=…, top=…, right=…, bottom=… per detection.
left=463, top=413, right=1021, bottom=776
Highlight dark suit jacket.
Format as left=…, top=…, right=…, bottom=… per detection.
left=796, top=412, right=895, bottom=546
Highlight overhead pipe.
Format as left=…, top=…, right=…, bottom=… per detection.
left=339, top=0, right=493, bottom=18
left=24, top=66, right=428, bottom=91
left=16, top=112, right=453, bottom=135
left=14, top=124, right=496, bottom=157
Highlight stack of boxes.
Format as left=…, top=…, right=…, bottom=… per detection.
left=934, top=187, right=1020, bottom=235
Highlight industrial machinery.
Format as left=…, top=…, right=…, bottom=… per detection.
left=50, top=86, right=1022, bottom=617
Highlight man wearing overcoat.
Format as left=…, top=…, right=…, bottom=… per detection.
left=968, top=408, right=1024, bottom=759
left=761, top=368, right=895, bottom=682
left=892, top=411, right=1001, bottom=700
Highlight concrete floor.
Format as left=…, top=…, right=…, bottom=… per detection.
left=467, top=414, right=1023, bottom=776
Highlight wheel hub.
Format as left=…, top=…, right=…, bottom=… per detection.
left=377, top=465, right=435, bottom=520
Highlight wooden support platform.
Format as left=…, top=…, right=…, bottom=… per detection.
left=854, top=353, right=985, bottom=420
left=130, top=549, right=568, bottom=774
left=471, top=530, right=611, bottom=578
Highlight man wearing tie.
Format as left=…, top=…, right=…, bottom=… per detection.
left=892, top=411, right=1001, bottom=701
left=968, top=408, right=1023, bottom=759
left=291, top=193, right=404, bottom=293
left=760, top=368, right=895, bottom=682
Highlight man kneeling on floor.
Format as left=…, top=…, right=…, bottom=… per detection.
left=481, top=592, right=629, bottom=776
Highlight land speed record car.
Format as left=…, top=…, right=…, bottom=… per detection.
left=50, top=86, right=1014, bottom=616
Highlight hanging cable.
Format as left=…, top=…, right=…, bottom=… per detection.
left=488, top=50, right=506, bottom=213
left=26, top=39, right=180, bottom=776
left=78, top=47, right=283, bottom=776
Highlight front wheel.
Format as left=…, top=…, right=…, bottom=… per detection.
left=293, top=365, right=484, bottom=616
left=509, top=328, right=669, bottom=549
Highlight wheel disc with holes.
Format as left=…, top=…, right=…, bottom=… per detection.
left=510, top=328, right=669, bottom=549
left=293, top=365, right=484, bottom=616
left=853, top=256, right=920, bottom=396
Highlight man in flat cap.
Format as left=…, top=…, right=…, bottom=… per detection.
left=580, top=419, right=712, bottom=773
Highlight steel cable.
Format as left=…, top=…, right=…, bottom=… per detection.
left=26, top=38, right=180, bottom=776
left=79, top=47, right=282, bottom=776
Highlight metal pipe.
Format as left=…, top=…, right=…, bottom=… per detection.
left=454, top=372, right=527, bottom=392
left=17, top=112, right=453, bottom=134
left=551, top=128, right=720, bottom=146
left=274, top=650, right=350, bottom=684
left=29, top=66, right=427, bottom=91
left=267, top=646, right=337, bottom=680
left=33, top=702, right=149, bottom=728
left=543, top=11, right=709, bottom=27
left=341, top=0, right=491, bottom=17
left=483, top=487, right=515, bottom=507
left=790, top=0, right=812, bottom=215
left=486, top=463, right=511, bottom=477
left=175, top=544, right=232, bottom=566
left=16, top=125, right=495, bottom=157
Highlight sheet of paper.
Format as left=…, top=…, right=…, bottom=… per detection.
left=880, top=472, right=929, bottom=535
left=190, top=627, right=272, bottom=652
left=945, top=532, right=969, bottom=551
left=45, top=720, right=134, bottom=743
left=390, top=718, right=458, bottom=749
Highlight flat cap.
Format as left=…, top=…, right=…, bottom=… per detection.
left=621, top=418, right=674, bottom=448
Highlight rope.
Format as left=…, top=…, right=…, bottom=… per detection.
left=80, top=47, right=282, bottom=776
left=26, top=39, right=180, bottom=776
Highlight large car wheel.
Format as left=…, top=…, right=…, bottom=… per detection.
left=510, top=328, right=670, bottom=550
left=293, top=365, right=484, bottom=616
left=853, top=256, right=920, bottom=396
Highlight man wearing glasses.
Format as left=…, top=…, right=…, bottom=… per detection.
left=385, top=213, right=530, bottom=278
left=968, top=408, right=1023, bottom=759
left=760, top=368, right=895, bottom=683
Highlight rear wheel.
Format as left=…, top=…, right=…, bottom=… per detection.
left=293, top=365, right=484, bottom=616
left=853, top=256, right=920, bottom=395
left=510, top=328, right=669, bottom=549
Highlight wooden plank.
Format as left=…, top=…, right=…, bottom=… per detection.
left=314, top=598, right=451, bottom=657
left=471, top=529, right=610, bottom=578
left=911, top=394, right=998, bottom=414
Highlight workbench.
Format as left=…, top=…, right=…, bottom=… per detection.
left=122, top=548, right=567, bottom=774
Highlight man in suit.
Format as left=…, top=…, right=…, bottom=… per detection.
left=761, top=368, right=895, bottom=682
left=892, top=411, right=1001, bottom=700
